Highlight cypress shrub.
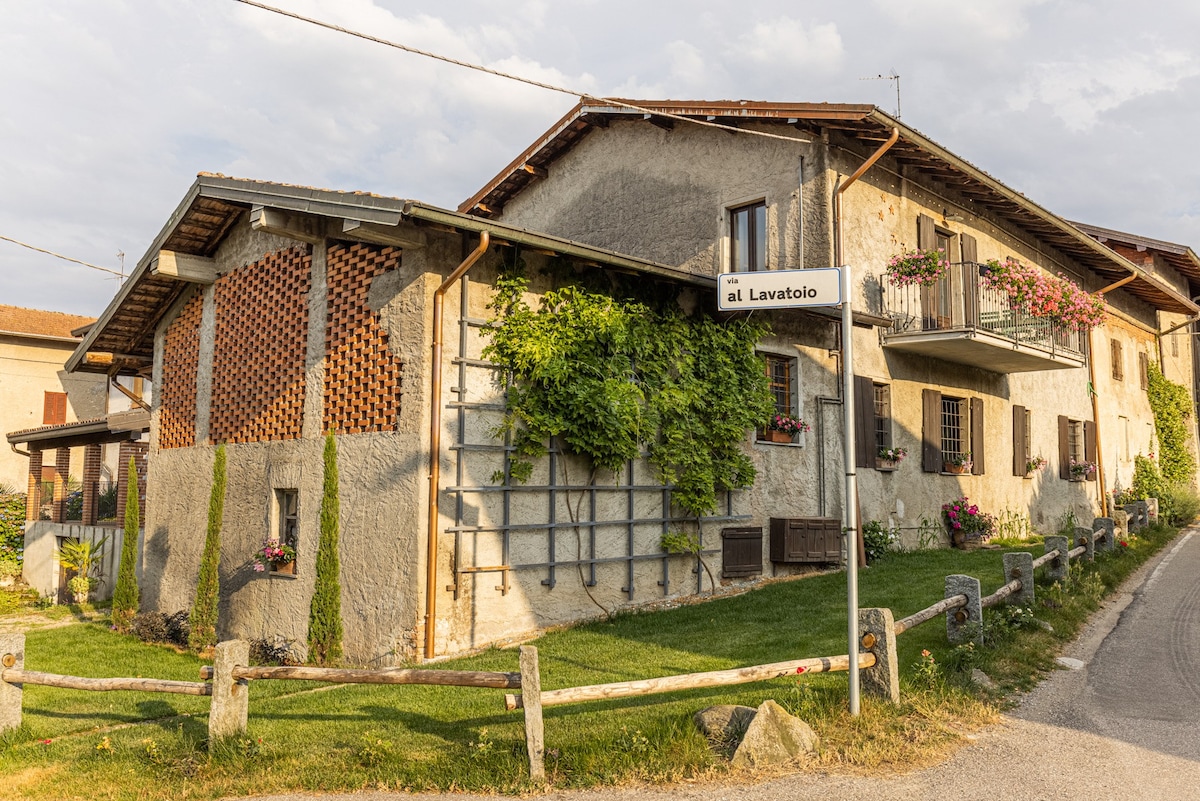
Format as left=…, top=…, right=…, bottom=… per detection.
left=110, top=457, right=141, bottom=632
left=307, top=433, right=343, bottom=665
left=188, top=445, right=226, bottom=652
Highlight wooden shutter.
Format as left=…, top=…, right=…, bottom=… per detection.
left=961, top=234, right=979, bottom=326
left=917, top=214, right=937, bottom=250
left=1058, top=415, right=1071, bottom=479
left=970, top=397, right=985, bottom=475
left=1013, top=405, right=1027, bottom=476
left=43, top=391, right=67, bottom=426
left=854, top=375, right=874, bottom=467
left=961, top=233, right=978, bottom=264
left=1084, top=421, right=1098, bottom=482
left=1139, top=352, right=1149, bottom=390
left=922, top=388, right=942, bottom=472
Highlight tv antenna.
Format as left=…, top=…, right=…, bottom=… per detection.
left=861, top=71, right=901, bottom=118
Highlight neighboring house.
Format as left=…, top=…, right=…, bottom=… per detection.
left=1073, top=222, right=1200, bottom=494
left=461, top=100, right=1200, bottom=541
left=0, top=305, right=106, bottom=489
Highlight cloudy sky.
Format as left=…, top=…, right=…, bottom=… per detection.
left=3, top=0, right=1199, bottom=316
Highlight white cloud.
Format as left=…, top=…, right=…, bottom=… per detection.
left=1008, top=47, right=1200, bottom=131
left=728, top=18, right=843, bottom=72
left=872, top=0, right=1049, bottom=42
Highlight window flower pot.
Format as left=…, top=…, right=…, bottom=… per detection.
left=271, top=559, right=296, bottom=575
left=763, top=430, right=794, bottom=444
left=944, top=463, right=970, bottom=475
left=875, top=457, right=899, bottom=471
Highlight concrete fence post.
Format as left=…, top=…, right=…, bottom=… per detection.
left=0, top=633, right=24, bottom=735
left=1002, top=552, right=1035, bottom=606
left=1075, top=526, right=1095, bottom=562
left=858, top=608, right=899, bottom=703
left=519, top=645, right=546, bottom=783
left=1093, top=517, right=1116, bottom=552
left=945, top=575, right=982, bottom=646
left=1044, top=535, right=1069, bottom=583
left=208, top=639, right=250, bottom=741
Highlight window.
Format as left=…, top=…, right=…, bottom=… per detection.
left=1138, top=352, right=1150, bottom=390
left=759, top=354, right=797, bottom=442
left=853, top=376, right=893, bottom=467
left=1057, top=416, right=1096, bottom=480
left=873, top=384, right=892, bottom=454
left=43, top=391, right=67, bottom=426
left=275, top=489, right=299, bottom=570
left=1110, top=339, right=1124, bottom=381
left=730, top=201, right=767, bottom=272
left=922, top=389, right=984, bottom=474
left=1012, top=405, right=1032, bottom=476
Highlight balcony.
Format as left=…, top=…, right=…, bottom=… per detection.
left=882, top=262, right=1088, bottom=373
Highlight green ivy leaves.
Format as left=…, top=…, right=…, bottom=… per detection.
left=483, top=274, right=774, bottom=516
left=1146, top=361, right=1195, bottom=484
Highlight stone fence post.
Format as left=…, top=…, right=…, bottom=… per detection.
left=0, top=633, right=23, bottom=735
left=1002, top=552, right=1035, bottom=606
left=945, top=575, right=982, bottom=645
left=1075, top=526, right=1095, bottom=562
left=1044, top=535, right=1069, bottom=582
left=858, top=608, right=899, bottom=703
left=1093, top=517, right=1115, bottom=552
left=208, top=639, right=250, bottom=741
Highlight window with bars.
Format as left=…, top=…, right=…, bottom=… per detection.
left=760, top=354, right=798, bottom=443
left=922, top=389, right=984, bottom=474
left=941, top=396, right=967, bottom=461
left=1013, top=405, right=1033, bottom=476
left=1057, top=415, right=1096, bottom=481
left=730, top=201, right=767, bottom=272
left=275, top=488, right=299, bottom=571
left=873, top=384, right=892, bottom=453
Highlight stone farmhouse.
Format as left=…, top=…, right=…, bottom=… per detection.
left=53, top=101, right=1200, bottom=664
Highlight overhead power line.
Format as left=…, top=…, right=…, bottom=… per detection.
left=0, top=234, right=125, bottom=278
left=231, top=0, right=809, bottom=144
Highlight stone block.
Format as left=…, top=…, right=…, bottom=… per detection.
left=731, top=700, right=819, bottom=768
left=695, top=704, right=757, bottom=745
left=1093, top=517, right=1115, bottom=552
left=1075, top=526, right=1094, bottom=562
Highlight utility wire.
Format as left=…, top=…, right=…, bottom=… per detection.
left=231, top=0, right=809, bottom=144
left=0, top=234, right=125, bottom=278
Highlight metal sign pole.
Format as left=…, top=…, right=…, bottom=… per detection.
left=841, top=262, right=860, bottom=716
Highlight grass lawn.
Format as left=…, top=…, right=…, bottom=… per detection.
left=0, top=522, right=1180, bottom=800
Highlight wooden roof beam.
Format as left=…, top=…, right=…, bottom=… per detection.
left=151, top=250, right=219, bottom=284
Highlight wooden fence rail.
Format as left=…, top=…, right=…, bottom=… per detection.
left=198, top=664, right=520, bottom=688
left=0, top=669, right=211, bottom=696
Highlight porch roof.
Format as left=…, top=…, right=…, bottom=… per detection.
left=7, top=410, right=150, bottom=450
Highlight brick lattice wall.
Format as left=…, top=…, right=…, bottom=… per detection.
left=324, top=243, right=403, bottom=434
left=159, top=292, right=204, bottom=449
left=210, top=247, right=312, bottom=444
left=116, top=441, right=149, bottom=522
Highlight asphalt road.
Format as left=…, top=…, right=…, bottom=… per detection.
left=241, top=527, right=1200, bottom=801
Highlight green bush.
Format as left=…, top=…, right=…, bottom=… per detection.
left=0, top=494, right=25, bottom=552
left=1129, top=455, right=1166, bottom=504
left=862, top=520, right=897, bottom=564
left=98, top=484, right=118, bottom=520
left=1158, top=480, right=1200, bottom=526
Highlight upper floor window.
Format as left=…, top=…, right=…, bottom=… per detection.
left=730, top=201, right=767, bottom=272
left=1139, top=352, right=1150, bottom=390
left=1110, top=339, right=1124, bottom=381
left=43, top=391, right=67, bottom=426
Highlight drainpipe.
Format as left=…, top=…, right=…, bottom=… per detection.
left=832, top=126, right=898, bottom=718
left=1086, top=325, right=1107, bottom=516
left=425, top=231, right=490, bottom=660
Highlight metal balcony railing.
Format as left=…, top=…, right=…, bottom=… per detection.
left=883, top=262, right=1087, bottom=360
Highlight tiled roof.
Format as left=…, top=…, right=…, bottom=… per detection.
left=0, top=305, right=95, bottom=339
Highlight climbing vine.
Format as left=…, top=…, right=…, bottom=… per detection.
left=1146, top=361, right=1196, bottom=484
left=482, top=272, right=775, bottom=516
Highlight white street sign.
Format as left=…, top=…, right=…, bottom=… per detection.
left=717, top=268, right=842, bottom=311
